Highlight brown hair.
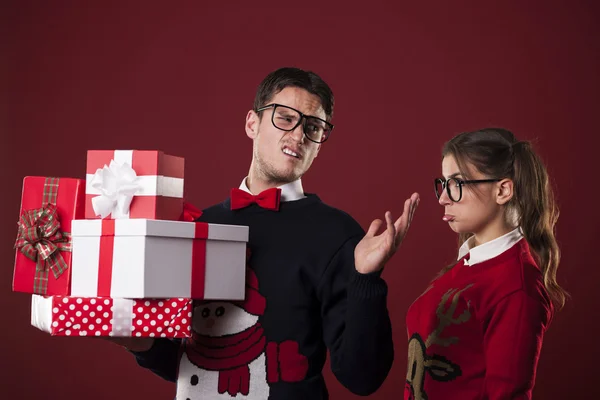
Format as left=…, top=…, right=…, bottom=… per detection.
left=441, top=128, right=567, bottom=309
left=253, top=67, right=334, bottom=121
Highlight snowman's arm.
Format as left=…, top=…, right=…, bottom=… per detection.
left=130, top=338, right=183, bottom=382
left=316, top=234, right=393, bottom=396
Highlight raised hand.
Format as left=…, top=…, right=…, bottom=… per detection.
left=354, top=192, right=419, bottom=274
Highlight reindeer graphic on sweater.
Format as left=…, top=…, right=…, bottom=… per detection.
left=176, top=268, right=309, bottom=399
left=405, top=284, right=473, bottom=400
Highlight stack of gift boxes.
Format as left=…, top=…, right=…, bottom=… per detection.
left=13, top=150, right=248, bottom=338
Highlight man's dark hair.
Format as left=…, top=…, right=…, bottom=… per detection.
left=253, top=67, right=334, bottom=121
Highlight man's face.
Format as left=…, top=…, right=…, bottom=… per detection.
left=245, top=86, right=325, bottom=185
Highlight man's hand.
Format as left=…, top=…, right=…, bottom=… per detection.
left=102, top=337, right=155, bottom=352
left=354, top=192, right=419, bottom=274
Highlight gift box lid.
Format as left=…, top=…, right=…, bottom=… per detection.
left=86, top=150, right=184, bottom=177
left=71, top=219, right=249, bottom=242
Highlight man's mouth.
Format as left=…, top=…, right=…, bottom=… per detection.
left=282, top=146, right=301, bottom=159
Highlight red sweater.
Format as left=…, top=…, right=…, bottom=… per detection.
left=405, top=238, right=553, bottom=400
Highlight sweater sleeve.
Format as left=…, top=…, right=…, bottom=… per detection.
left=316, top=235, right=393, bottom=396
left=482, top=290, right=551, bottom=399
left=130, top=338, right=182, bottom=382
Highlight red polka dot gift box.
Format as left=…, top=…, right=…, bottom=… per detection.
left=85, top=150, right=184, bottom=221
left=31, top=295, right=192, bottom=338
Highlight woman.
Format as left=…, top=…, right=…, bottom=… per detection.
left=405, top=128, right=567, bottom=400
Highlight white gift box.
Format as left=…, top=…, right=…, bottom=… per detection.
left=70, top=219, right=248, bottom=300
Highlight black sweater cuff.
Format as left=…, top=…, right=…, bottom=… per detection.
left=347, top=269, right=388, bottom=299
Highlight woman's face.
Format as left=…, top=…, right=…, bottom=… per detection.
left=438, top=155, right=504, bottom=236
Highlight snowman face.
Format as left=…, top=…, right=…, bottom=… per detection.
left=193, top=302, right=259, bottom=337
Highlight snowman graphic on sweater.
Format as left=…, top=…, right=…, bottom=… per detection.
left=176, top=268, right=309, bottom=399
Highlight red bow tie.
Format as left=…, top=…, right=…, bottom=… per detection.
left=230, top=187, right=281, bottom=211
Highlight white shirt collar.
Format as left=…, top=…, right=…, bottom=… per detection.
left=239, top=177, right=306, bottom=202
left=458, top=227, right=523, bottom=266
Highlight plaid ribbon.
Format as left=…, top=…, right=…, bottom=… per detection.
left=14, top=177, right=72, bottom=295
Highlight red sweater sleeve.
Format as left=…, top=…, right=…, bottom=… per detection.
left=482, top=290, right=551, bottom=399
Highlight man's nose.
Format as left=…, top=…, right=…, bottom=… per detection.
left=288, top=120, right=305, bottom=143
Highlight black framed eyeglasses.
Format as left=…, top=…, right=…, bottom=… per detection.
left=256, top=103, right=334, bottom=144
left=434, top=177, right=502, bottom=202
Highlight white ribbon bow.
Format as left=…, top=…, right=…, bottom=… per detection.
left=89, top=160, right=141, bottom=219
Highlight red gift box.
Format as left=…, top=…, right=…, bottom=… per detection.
left=31, top=295, right=192, bottom=338
left=13, top=177, right=85, bottom=296
left=85, top=150, right=184, bottom=220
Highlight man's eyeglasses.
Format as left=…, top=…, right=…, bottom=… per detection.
left=434, top=177, right=502, bottom=202
left=256, top=103, right=334, bottom=144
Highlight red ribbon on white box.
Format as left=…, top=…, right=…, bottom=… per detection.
left=70, top=218, right=248, bottom=299
left=97, top=220, right=115, bottom=297
left=95, top=220, right=208, bottom=298
left=191, top=223, right=208, bottom=299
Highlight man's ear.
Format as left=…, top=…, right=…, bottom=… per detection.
left=496, top=178, right=514, bottom=205
left=246, top=110, right=259, bottom=139
left=314, top=143, right=321, bottom=158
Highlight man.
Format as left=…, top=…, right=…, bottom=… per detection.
left=114, top=67, right=419, bottom=399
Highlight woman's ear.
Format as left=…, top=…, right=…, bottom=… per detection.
left=496, top=178, right=514, bottom=205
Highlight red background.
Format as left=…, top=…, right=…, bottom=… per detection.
left=2, top=1, right=598, bottom=399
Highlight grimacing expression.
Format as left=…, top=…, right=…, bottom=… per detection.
left=246, top=86, right=325, bottom=184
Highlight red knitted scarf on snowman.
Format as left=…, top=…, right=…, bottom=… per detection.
left=185, top=323, right=266, bottom=396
